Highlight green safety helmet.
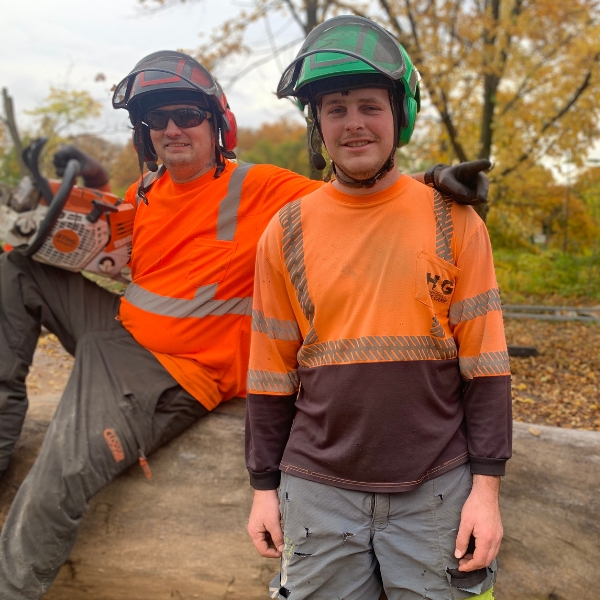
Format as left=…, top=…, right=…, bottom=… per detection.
left=277, top=15, right=421, bottom=148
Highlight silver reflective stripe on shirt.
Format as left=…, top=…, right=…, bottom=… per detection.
left=124, top=283, right=252, bottom=318
left=217, top=162, right=253, bottom=241
left=125, top=163, right=254, bottom=318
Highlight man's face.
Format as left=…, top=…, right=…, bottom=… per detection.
left=148, top=104, right=215, bottom=183
left=318, top=87, right=395, bottom=182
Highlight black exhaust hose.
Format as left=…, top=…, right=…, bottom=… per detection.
left=22, top=159, right=81, bottom=258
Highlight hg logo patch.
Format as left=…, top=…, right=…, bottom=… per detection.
left=427, top=272, right=454, bottom=304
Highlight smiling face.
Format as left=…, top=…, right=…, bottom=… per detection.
left=318, top=86, right=398, bottom=192
left=148, top=103, right=216, bottom=183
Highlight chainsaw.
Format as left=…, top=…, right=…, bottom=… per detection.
left=0, top=139, right=134, bottom=281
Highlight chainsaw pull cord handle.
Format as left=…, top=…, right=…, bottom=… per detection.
left=23, top=159, right=81, bottom=258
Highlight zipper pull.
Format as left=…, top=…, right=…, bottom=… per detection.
left=138, top=449, right=152, bottom=479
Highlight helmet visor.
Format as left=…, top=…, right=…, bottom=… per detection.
left=112, top=52, right=219, bottom=110
left=277, top=16, right=409, bottom=98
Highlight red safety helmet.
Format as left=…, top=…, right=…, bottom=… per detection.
left=113, top=51, right=237, bottom=189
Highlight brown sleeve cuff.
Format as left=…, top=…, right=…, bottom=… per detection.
left=469, top=456, right=507, bottom=476
left=248, top=469, right=281, bottom=490
left=245, top=392, right=296, bottom=490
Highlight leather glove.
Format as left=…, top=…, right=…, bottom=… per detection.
left=425, top=159, right=491, bottom=206
left=53, top=145, right=109, bottom=189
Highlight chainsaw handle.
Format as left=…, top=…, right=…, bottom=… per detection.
left=23, top=159, right=81, bottom=257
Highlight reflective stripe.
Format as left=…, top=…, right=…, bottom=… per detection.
left=430, top=315, right=445, bottom=338
left=247, top=369, right=299, bottom=394
left=124, top=283, right=252, bottom=319
left=142, top=164, right=167, bottom=188
left=252, top=309, right=302, bottom=342
left=433, top=190, right=453, bottom=263
left=459, top=351, right=510, bottom=379
left=137, top=165, right=167, bottom=207
left=298, top=335, right=457, bottom=368
left=217, top=162, right=253, bottom=241
left=449, top=289, right=502, bottom=328
left=279, top=199, right=318, bottom=343
left=126, top=163, right=255, bottom=319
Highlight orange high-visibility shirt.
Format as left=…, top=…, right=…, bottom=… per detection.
left=120, top=161, right=322, bottom=409
left=246, top=177, right=511, bottom=492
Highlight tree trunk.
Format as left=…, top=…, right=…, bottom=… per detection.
left=2, top=88, right=28, bottom=177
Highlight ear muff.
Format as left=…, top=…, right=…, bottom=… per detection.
left=133, top=121, right=158, bottom=169
left=221, top=107, right=237, bottom=152
left=139, top=123, right=158, bottom=164
left=214, top=88, right=237, bottom=151
left=398, top=83, right=419, bottom=147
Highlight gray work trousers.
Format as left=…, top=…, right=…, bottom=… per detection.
left=0, top=252, right=209, bottom=599
left=273, top=466, right=496, bottom=600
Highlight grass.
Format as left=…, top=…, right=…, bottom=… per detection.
left=493, top=249, right=600, bottom=305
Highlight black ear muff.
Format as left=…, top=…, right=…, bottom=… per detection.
left=400, top=94, right=409, bottom=129
left=141, top=124, right=157, bottom=164
left=221, top=107, right=237, bottom=152
left=140, top=123, right=158, bottom=171
left=308, top=101, right=326, bottom=171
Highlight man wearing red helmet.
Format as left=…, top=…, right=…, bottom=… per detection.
left=0, top=50, right=492, bottom=598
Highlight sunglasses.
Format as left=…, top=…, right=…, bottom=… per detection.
left=143, top=108, right=211, bottom=130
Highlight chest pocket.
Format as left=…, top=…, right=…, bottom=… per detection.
left=415, top=251, right=461, bottom=314
left=186, top=238, right=237, bottom=287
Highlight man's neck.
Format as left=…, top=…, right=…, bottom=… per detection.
left=168, top=160, right=217, bottom=184
left=332, top=166, right=401, bottom=196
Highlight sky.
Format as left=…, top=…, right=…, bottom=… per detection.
left=1, top=0, right=309, bottom=145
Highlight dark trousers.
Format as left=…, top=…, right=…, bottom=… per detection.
left=0, top=252, right=210, bottom=599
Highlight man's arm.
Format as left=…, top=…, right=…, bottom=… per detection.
left=245, top=219, right=304, bottom=558
left=449, top=218, right=512, bottom=571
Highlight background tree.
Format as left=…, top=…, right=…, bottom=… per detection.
left=25, top=86, right=103, bottom=176
left=237, top=118, right=311, bottom=176
left=141, top=0, right=600, bottom=219
left=0, top=86, right=137, bottom=196
left=109, top=141, right=143, bottom=197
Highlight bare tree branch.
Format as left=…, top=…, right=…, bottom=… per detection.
left=501, top=50, right=600, bottom=177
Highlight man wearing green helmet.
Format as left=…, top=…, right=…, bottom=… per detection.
left=246, top=15, right=510, bottom=600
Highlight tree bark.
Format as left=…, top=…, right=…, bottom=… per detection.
left=2, top=88, right=28, bottom=177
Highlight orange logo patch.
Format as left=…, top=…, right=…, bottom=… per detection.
left=52, top=229, right=80, bottom=253
left=103, top=429, right=125, bottom=462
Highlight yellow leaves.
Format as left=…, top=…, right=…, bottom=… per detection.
left=514, top=396, right=534, bottom=404
left=506, top=317, right=600, bottom=430
left=25, top=86, right=102, bottom=134
left=26, top=332, right=73, bottom=396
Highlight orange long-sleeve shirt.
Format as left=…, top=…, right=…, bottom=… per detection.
left=246, top=176, right=512, bottom=492
left=120, top=161, right=322, bottom=409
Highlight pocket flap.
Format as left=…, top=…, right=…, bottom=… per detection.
left=416, top=251, right=461, bottom=313
left=186, top=238, right=237, bottom=287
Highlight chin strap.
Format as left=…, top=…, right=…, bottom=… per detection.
left=331, top=147, right=396, bottom=189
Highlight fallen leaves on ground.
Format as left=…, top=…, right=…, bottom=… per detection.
left=26, top=333, right=74, bottom=396
left=505, top=318, right=600, bottom=431
left=26, top=320, right=600, bottom=431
